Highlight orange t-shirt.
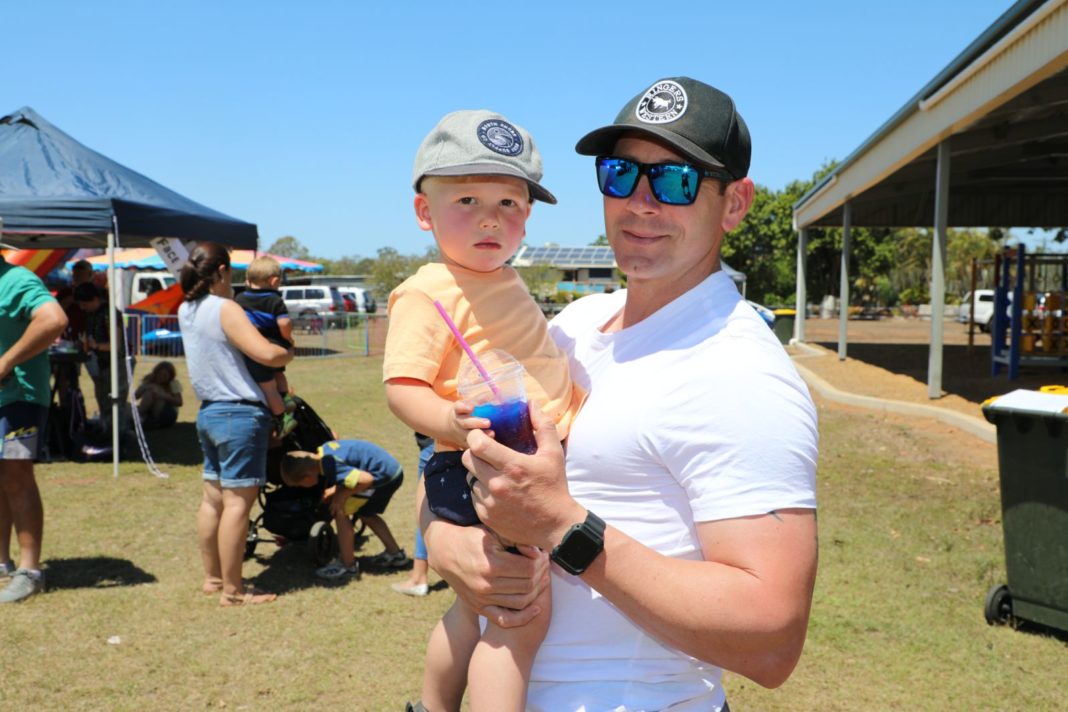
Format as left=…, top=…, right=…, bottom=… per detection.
left=384, top=263, right=584, bottom=450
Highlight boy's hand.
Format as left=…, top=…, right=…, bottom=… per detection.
left=451, top=400, right=492, bottom=441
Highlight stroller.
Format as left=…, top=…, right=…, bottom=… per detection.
left=244, top=396, right=365, bottom=566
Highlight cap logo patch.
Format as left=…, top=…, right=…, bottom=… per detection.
left=477, top=119, right=524, bottom=156
left=636, top=80, right=688, bottom=124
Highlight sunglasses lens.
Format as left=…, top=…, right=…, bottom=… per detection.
left=649, top=164, right=699, bottom=205
left=597, top=158, right=639, bottom=198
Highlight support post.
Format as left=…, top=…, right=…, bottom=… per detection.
left=795, top=227, right=808, bottom=342
left=107, top=232, right=120, bottom=478
left=928, top=141, right=950, bottom=399
left=838, top=202, right=851, bottom=360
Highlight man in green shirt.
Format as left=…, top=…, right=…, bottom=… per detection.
left=0, top=255, right=67, bottom=603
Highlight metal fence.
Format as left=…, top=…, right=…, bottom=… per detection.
left=124, top=313, right=389, bottom=360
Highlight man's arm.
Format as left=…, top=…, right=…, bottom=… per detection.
left=0, top=302, right=68, bottom=384
left=462, top=405, right=818, bottom=688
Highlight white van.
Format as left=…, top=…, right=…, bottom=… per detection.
left=959, top=289, right=996, bottom=331
left=337, top=286, right=377, bottom=314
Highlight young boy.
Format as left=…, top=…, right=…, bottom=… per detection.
left=384, top=110, right=585, bottom=712
left=280, top=439, right=409, bottom=579
left=234, top=257, right=296, bottom=438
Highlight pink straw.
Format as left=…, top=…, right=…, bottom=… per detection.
left=433, top=300, right=502, bottom=400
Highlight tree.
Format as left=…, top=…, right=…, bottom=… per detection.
left=590, top=234, right=608, bottom=246
left=368, top=245, right=438, bottom=297
left=514, top=264, right=562, bottom=301
left=266, top=236, right=311, bottom=259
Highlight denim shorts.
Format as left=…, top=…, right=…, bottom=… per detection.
left=196, top=401, right=272, bottom=488
left=0, top=402, right=48, bottom=461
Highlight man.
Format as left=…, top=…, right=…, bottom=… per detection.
left=74, top=282, right=132, bottom=435
left=0, top=254, right=68, bottom=603
left=425, top=77, right=819, bottom=711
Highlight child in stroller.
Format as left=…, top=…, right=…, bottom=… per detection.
left=280, top=439, right=410, bottom=580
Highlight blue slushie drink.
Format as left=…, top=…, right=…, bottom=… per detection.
left=458, top=350, right=537, bottom=455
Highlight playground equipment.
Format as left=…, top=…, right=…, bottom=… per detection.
left=991, top=244, right=1068, bottom=379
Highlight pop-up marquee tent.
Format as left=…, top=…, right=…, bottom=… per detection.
left=0, top=106, right=259, bottom=475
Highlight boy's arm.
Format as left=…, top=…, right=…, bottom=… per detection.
left=277, top=316, right=294, bottom=345
left=385, top=377, right=487, bottom=448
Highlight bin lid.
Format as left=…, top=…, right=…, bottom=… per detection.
left=982, top=388, right=1068, bottom=415
left=773, top=308, right=797, bottom=316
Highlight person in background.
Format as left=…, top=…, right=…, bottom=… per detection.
left=391, top=431, right=435, bottom=597
left=233, top=256, right=297, bottom=438
left=178, top=243, right=292, bottom=606
left=135, top=361, right=183, bottom=430
left=0, top=253, right=68, bottom=603
left=74, top=282, right=133, bottom=435
left=428, top=77, right=819, bottom=711
left=280, top=439, right=409, bottom=580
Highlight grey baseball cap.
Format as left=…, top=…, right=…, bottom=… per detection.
left=575, top=77, right=751, bottom=179
left=413, top=109, right=557, bottom=204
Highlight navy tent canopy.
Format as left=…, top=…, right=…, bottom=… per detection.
left=0, top=106, right=257, bottom=249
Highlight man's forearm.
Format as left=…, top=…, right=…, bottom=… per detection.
left=576, top=509, right=817, bottom=688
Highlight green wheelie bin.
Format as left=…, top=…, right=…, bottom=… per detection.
left=771, top=308, right=796, bottom=345
left=981, top=387, right=1068, bottom=632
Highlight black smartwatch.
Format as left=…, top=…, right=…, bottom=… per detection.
left=550, top=511, right=606, bottom=575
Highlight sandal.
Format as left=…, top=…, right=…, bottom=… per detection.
left=219, top=588, right=277, bottom=607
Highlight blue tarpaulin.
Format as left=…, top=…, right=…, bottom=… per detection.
left=0, top=106, right=257, bottom=249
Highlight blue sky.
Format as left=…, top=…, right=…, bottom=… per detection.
left=6, top=0, right=1024, bottom=259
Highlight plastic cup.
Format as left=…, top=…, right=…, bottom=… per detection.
left=457, top=350, right=537, bottom=455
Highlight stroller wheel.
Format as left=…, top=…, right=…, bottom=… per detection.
left=308, top=520, right=338, bottom=566
left=244, top=521, right=259, bottom=560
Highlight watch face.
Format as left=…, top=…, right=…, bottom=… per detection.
left=561, top=532, right=601, bottom=565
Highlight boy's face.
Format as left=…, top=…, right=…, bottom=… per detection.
left=415, top=176, right=532, bottom=273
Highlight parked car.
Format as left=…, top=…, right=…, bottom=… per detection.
left=279, top=285, right=347, bottom=329
left=337, top=287, right=377, bottom=314
left=959, top=289, right=996, bottom=332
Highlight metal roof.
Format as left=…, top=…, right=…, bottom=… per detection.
left=794, top=0, right=1068, bottom=229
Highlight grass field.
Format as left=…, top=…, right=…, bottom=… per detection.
left=1, top=355, right=1065, bottom=710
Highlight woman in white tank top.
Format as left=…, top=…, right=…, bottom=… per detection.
left=178, top=243, right=293, bottom=606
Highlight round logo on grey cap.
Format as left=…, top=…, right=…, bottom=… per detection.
left=635, top=80, right=688, bottom=124
left=477, top=119, right=524, bottom=156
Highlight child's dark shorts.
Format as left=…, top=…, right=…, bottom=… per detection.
left=243, top=336, right=290, bottom=384
left=423, top=451, right=479, bottom=527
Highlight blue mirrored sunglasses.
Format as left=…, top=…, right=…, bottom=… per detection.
left=595, top=156, right=734, bottom=206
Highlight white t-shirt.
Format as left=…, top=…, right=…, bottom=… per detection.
left=526, top=270, right=818, bottom=712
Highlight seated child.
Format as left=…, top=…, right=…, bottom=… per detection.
left=234, top=256, right=296, bottom=437
left=280, top=439, right=410, bottom=580
left=134, top=360, right=183, bottom=429
left=384, top=109, right=584, bottom=712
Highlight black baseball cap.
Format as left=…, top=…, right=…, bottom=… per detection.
left=575, top=77, right=751, bottom=179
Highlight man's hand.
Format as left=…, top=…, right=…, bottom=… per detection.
left=462, top=404, right=584, bottom=550
left=425, top=519, right=549, bottom=627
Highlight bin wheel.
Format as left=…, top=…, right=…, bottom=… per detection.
left=984, top=583, right=1014, bottom=626
left=308, top=520, right=338, bottom=566
left=244, top=521, right=259, bottom=560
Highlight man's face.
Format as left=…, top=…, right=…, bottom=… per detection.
left=602, top=136, right=736, bottom=295
left=77, top=298, right=100, bottom=313
left=72, top=267, right=93, bottom=285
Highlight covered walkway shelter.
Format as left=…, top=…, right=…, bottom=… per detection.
left=792, top=0, right=1068, bottom=398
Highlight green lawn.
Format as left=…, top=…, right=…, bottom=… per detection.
left=1, top=356, right=1064, bottom=710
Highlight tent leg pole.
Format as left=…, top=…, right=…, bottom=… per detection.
left=108, top=232, right=120, bottom=478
